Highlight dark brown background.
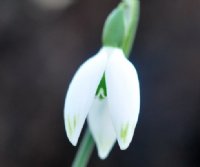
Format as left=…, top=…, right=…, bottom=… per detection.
left=0, top=0, right=200, bottom=166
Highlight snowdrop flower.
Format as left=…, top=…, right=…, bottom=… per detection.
left=64, top=46, right=140, bottom=159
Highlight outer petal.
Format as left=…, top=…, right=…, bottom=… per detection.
left=87, top=97, right=116, bottom=159
left=64, top=48, right=108, bottom=146
left=105, top=48, right=140, bottom=150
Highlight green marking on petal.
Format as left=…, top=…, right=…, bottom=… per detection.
left=96, top=73, right=107, bottom=100
left=67, top=116, right=73, bottom=136
left=98, top=88, right=106, bottom=100
left=120, top=123, right=129, bottom=143
left=67, top=115, right=78, bottom=137
left=73, top=115, right=77, bottom=129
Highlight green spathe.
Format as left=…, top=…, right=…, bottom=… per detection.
left=103, top=0, right=140, bottom=57
left=102, top=3, right=125, bottom=48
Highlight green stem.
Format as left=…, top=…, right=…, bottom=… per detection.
left=72, top=128, right=95, bottom=167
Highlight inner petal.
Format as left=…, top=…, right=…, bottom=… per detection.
left=87, top=97, right=116, bottom=159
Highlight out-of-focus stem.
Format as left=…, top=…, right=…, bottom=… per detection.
left=72, top=128, right=94, bottom=167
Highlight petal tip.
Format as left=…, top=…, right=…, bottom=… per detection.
left=67, top=134, right=78, bottom=146
left=65, top=114, right=80, bottom=146
left=117, top=123, right=134, bottom=150
left=98, top=150, right=108, bottom=160
left=66, top=129, right=79, bottom=146
left=118, top=140, right=130, bottom=150
left=96, top=143, right=115, bottom=160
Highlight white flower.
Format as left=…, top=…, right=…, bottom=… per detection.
left=64, top=46, right=140, bottom=159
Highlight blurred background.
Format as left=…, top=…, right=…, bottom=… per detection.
left=0, top=0, right=200, bottom=166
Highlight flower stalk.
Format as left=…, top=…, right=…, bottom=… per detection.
left=72, top=129, right=94, bottom=167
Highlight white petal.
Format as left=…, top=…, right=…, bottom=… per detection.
left=64, top=48, right=108, bottom=146
left=87, top=97, right=116, bottom=159
left=105, top=48, right=140, bottom=150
